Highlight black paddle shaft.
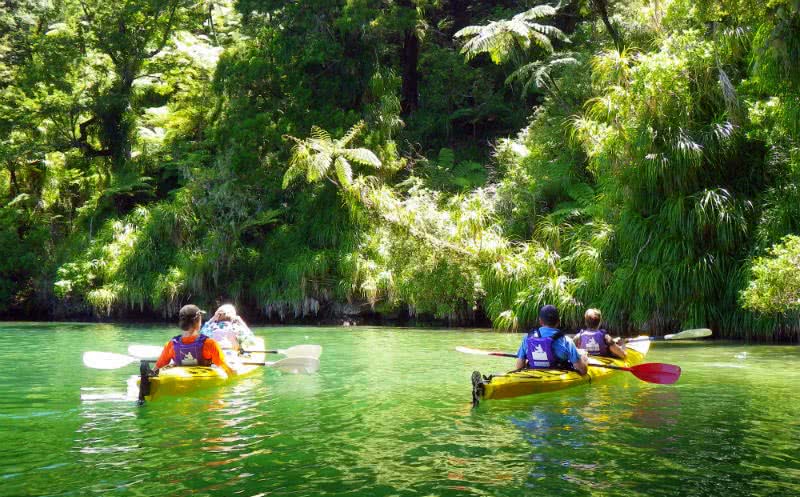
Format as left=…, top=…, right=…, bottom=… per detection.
left=137, top=360, right=157, bottom=405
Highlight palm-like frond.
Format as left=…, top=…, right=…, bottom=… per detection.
left=341, top=148, right=381, bottom=167
left=282, top=122, right=382, bottom=191
left=338, top=120, right=365, bottom=147
left=334, top=156, right=353, bottom=188
left=455, top=6, right=565, bottom=65
left=516, top=5, right=558, bottom=21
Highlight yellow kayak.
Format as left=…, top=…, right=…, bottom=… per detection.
left=471, top=338, right=651, bottom=405
left=135, top=338, right=266, bottom=401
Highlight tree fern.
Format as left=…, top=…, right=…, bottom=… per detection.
left=283, top=121, right=381, bottom=191
left=455, top=6, right=566, bottom=65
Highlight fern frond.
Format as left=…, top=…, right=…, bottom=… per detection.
left=342, top=148, right=382, bottom=168
left=529, top=30, right=555, bottom=53
left=454, top=25, right=483, bottom=38
left=334, top=156, right=353, bottom=188
left=282, top=164, right=304, bottom=189
left=339, top=121, right=365, bottom=147
left=310, top=125, right=331, bottom=143
left=515, top=5, right=558, bottom=21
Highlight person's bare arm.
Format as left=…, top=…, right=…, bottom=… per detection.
left=572, top=351, right=589, bottom=375
left=607, top=335, right=627, bottom=360
left=609, top=342, right=627, bottom=360
left=515, top=358, right=526, bottom=370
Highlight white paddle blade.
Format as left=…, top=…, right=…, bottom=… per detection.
left=128, top=345, right=163, bottom=359
left=456, top=346, right=493, bottom=356
left=83, top=351, right=137, bottom=370
left=279, top=344, right=322, bottom=359
left=665, top=328, right=712, bottom=340
left=268, top=357, right=320, bottom=374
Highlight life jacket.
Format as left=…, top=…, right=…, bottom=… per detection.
left=525, top=329, right=569, bottom=369
left=171, top=334, right=211, bottom=366
left=577, top=329, right=610, bottom=356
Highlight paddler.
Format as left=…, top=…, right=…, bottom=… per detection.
left=200, top=304, right=256, bottom=352
left=153, top=304, right=235, bottom=376
left=573, top=308, right=627, bottom=360
left=515, top=304, right=589, bottom=374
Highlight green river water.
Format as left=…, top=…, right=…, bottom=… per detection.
left=0, top=322, right=798, bottom=497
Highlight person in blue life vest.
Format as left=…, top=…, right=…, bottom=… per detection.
left=573, top=308, right=627, bottom=360
left=515, top=304, right=589, bottom=374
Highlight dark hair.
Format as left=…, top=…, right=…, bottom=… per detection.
left=539, top=305, right=560, bottom=327
left=178, top=304, right=204, bottom=330
left=179, top=314, right=201, bottom=331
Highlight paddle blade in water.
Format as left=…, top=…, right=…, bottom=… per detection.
left=456, top=346, right=490, bottom=355
left=665, top=328, right=712, bottom=340
left=83, top=351, right=137, bottom=370
left=280, top=344, right=322, bottom=359
left=128, top=344, right=163, bottom=359
left=248, top=357, right=321, bottom=374
left=455, top=346, right=517, bottom=358
left=629, top=363, right=681, bottom=384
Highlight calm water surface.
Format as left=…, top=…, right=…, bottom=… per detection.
left=0, top=323, right=798, bottom=497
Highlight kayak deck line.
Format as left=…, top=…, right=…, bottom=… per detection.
left=471, top=337, right=651, bottom=407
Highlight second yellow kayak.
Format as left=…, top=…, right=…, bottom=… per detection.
left=471, top=338, right=651, bottom=405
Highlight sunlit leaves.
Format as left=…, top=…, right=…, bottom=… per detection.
left=455, top=6, right=566, bottom=65
left=283, top=121, right=381, bottom=190
left=741, top=235, right=800, bottom=314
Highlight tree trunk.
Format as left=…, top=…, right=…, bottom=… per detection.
left=449, top=0, right=469, bottom=33
left=7, top=163, right=19, bottom=199
left=400, top=28, right=420, bottom=115
left=592, top=0, right=623, bottom=53
left=101, top=67, right=136, bottom=173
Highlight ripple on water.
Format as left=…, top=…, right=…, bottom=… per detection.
left=1, top=326, right=800, bottom=497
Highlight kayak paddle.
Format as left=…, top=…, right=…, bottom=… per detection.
left=455, top=346, right=681, bottom=384
left=84, top=351, right=150, bottom=369
left=242, top=344, right=323, bottom=359
left=128, top=343, right=323, bottom=360
left=241, top=356, right=320, bottom=374
left=84, top=351, right=319, bottom=374
left=456, top=346, right=516, bottom=358
left=586, top=361, right=681, bottom=384
left=625, top=328, right=712, bottom=343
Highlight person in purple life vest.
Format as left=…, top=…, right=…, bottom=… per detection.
left=573, top=308, right=627, bottom=360
left=515, top=304, right=588, bottom=375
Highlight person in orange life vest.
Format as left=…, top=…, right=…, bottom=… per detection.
left=573, top=308, right=627, bottom=360
left=154, top=304, right=235, bottom=376
left=515, top=305, right=589, bottom=375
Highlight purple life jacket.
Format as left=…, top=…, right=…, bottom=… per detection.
left=525, top=330, right=565, bottom=369
left=578, top=329, right=610, bottom=356
left=171, top=334, right=211, bottom=366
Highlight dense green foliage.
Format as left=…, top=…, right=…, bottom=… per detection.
left=1, top=0, right=798, bottom=339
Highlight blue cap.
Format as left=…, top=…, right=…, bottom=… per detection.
left=539, top=304, right=559, bottom=324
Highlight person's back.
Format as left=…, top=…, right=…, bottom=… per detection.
left=154, top=304, right=234, bottom=376
left=573, top=308, right=626, bottom=360
left=516, top=305, right=588, bottom=375
left=200, top=304, right=255, bottom=352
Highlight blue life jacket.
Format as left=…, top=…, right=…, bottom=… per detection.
left=525, top=329, right=569, bottom=369
left=577, top=329, right=610, bottom=356
left=171, top=334, right=211, bottom=366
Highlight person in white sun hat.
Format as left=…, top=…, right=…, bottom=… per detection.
left=200, top=303, right=256, bottom=352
